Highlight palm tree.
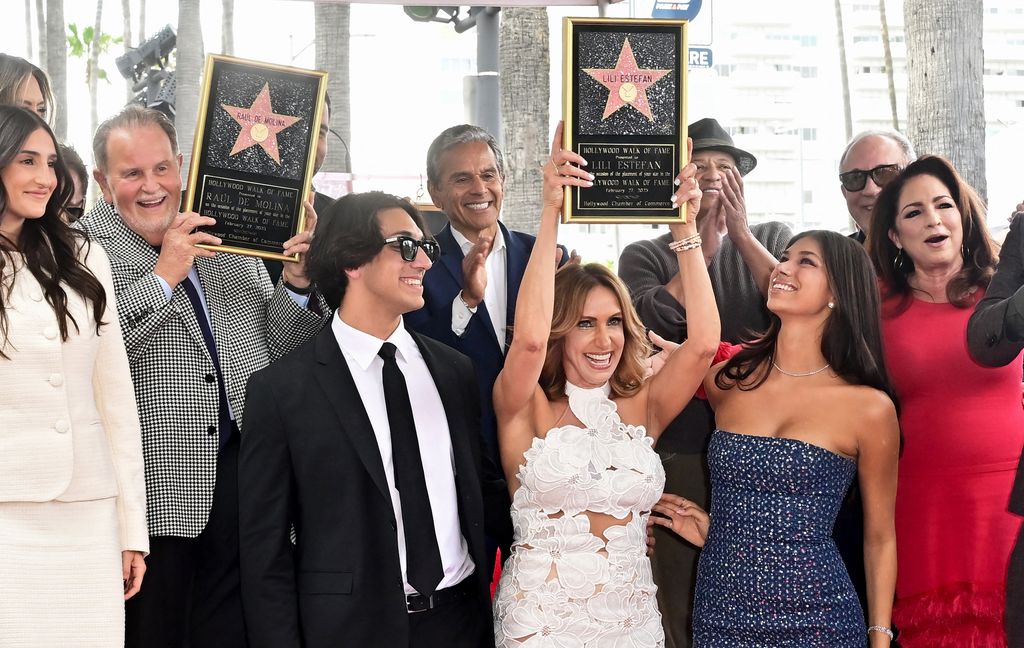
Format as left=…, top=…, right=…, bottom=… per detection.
left=879, top=0, right=899, bottom=130
left=904, top=0, right=986, bottom=196
left=88, top=0, right=105, bottom=145
left=834, top=0, right=852, bottom=142
left=176, top=0, right=205, bottom=173
left=45, top=0, right=67, bottom=139
left=25, top=0, right=34, bottom=61
left=314, top=2, right=350, bottom=173
left=499, top=7, right=549, bottom=235
left=122, top=0, right=133, bottom=102
left=35, top=0, right=46, bottom=69
left=222, top=0, right=234, bottom=56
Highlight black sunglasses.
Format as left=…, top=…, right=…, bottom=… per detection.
left=65, top=206, right=85, bottom=222
left=383, top=235, right=440, bottom=262
left=838, top=164, right=901, bottom=192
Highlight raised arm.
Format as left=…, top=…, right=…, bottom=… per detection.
left=645, top=141, right=721, bottom=438
left=857, top=392, right=900, bottom=647
left=719, top=167, right=780, bottom=299
left=493, top=123, right=591, bottom=419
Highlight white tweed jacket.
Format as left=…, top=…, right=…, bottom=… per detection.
left=77, top=201, right=329, bottom=537
left=0, top=240, right=149, bottom=552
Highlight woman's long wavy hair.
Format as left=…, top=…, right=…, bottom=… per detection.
left=539, top=263, right=650, bottom=401
left=0, top=106, right=106, bottom=358
left=867, top=155, right=996, bottom=315
left=715, top=230, right=898, bottom=410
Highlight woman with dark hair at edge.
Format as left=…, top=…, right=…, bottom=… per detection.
left=0, top=105, right=148, bottom=647
left=866, top=155, right=1021, bottom=647
left=0, top=53, right=56, bottom=123
left=491, top=123, right=719, bottom=646
left=655, top=230, right=899, bottom=647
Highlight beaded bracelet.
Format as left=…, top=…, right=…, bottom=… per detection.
left=867, top=625, right=894, bottom=640
left=668, top=234, right=702, bottom=253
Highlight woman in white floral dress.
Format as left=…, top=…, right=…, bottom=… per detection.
left=491, top=126, right=720, bottom=647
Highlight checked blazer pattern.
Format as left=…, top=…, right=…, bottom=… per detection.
left=77, top=201, right=330, bottom=538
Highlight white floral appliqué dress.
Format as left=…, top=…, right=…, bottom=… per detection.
left=493, top=383, right=666, bottom=647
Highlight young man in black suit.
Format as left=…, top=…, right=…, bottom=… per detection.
left=238, top=191, right=509, bottom=648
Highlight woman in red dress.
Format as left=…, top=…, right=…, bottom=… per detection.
left=867, top=156, right=1023, bottom=647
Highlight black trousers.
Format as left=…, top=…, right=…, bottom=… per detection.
left=407, top=583, right=487, bottom=648
left=125, top=434, right=247, bottom=648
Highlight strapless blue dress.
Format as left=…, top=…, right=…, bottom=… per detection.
left=693, top=430, right=866, bottom=647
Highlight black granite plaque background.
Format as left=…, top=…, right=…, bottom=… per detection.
left=576, top=31, right=677, bottom=137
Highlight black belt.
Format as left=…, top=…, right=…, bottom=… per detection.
left=406, top=577, right=475, bottom=613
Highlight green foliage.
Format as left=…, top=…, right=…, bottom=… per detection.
left=66, top=22, right=124, bottom=85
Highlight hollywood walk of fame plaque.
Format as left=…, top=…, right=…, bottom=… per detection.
left=185, top=55, right=327, bottom=261
left=562, top=18, right=688, bottom=224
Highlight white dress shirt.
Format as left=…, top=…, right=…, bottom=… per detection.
left=450, top=226, right=508, bottom=350
left=331, top=313, right=474, bottom=595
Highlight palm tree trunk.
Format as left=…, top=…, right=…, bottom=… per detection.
left=499, top=7, right=549, bottom=235
left=834, top=0, right=852, bottom=141
left=35, top=0, right=46, bottom=69
left=122, top=0, right=133, bottom=102
left=879, top=0, right=899, bottom=130
left=138, top=0, right=146, bottom=40
left=45, top=0, right=67, bottom=138
left=222, top=0, right=234, bottom=56
left=89, top=0, right=104, bottom=145
left=314, top=2, right=350, bottom=173
left=176, top=0, right=205, bottom=174
left=904, top=0, right=986, bottom=196
left=25, top=0, right=34, bottom=61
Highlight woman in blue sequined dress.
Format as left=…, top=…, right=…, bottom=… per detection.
left=653, top=231, right=900, bottom=648
left=490, top=126, right=720, bottom=647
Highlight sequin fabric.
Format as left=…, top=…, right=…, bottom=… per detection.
left=693, top=430, right=866, bottom=647
left=493, top=383, right=666, bottom=647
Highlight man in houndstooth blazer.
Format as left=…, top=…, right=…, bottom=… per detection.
left=78, top=106, right=329, bottom=648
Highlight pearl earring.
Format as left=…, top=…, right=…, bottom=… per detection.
left=827, top=301, right=835, bottom=310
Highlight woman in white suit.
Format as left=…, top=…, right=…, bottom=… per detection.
left=0, top=105, right=148, bottom=646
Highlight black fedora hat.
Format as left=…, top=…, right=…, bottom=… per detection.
left=688, top=117, right=757, bottom=176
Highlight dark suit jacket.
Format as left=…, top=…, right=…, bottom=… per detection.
left=405, top=222, right=566, bottom=464
left=238, top=325, right=503, bottom=648
left=967, top=214, right=1024, bottom=516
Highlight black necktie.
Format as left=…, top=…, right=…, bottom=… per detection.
left=181, top=274, right=233, bottom=449
left=378, top=342, right=444, bottom=596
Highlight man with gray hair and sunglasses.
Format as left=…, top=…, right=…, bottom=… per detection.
left=838, top=130, right=917, bottom=243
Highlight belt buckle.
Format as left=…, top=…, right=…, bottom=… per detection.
left=406, top=592, right=435, bottom=614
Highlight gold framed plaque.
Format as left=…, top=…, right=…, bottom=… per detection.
left=186, top=54, right=328, bottom=262
left=563, top=17, right=688, bottom=224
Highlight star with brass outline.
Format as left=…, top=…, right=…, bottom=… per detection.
left=583, top=38, right=670, bottom=122
left=221, top=83, right=302, bottom=165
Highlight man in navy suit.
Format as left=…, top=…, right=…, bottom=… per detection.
left=405, top=126, right=565, bottom=565
left=406, top=126, right=566, bottom=463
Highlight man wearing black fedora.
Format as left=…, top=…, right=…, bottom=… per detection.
left=618, top=117, right=792, bottom=648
